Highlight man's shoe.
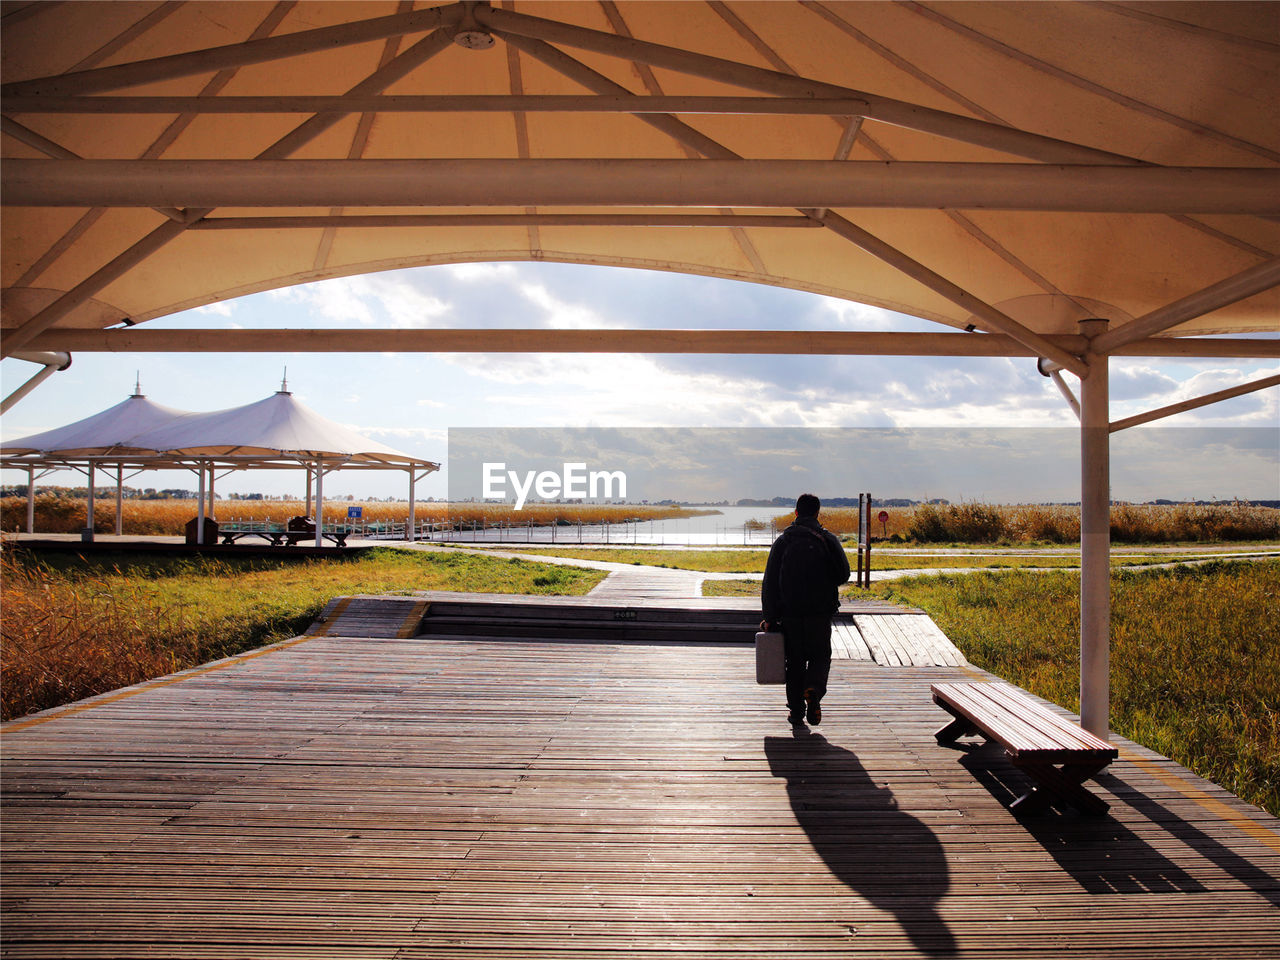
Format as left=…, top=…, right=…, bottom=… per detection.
left=788, top=708, right=806, bottom=726
left=805, top=689, right=822, bottom=725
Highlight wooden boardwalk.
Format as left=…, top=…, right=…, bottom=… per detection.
left=308, top=591, right=966, bottom=667
left=4, top=623, right=1279, bottom=957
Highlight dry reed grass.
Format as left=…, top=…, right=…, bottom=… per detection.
left=0, top=497, right=706, bottom=536
left=795, top=502, right=1279, bottom=544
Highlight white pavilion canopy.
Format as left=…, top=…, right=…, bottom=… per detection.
left=0, top=385, right=441, bottom=542
left=1, top=1, right=1277, bottom=736
left=120, top=388, right=436, bottom=469
left=0, top=386, right=190, bottom=458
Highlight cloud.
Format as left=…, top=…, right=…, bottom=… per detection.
left=360, top=426, right=447, bottom=442
left=194, top=301, right=234, bottom=317
left=446, top=263, right=519, bottom=283
left=1109, top=363, right=1179, bottom=402
left=1111, top=363, right=1280, bottom=427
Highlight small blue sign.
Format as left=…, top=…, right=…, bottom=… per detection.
left=347, top=506, right=363, bottom=519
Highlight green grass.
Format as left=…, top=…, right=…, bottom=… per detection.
left=501, top=545, right=1241, bottom=573
left=703, top=579, right=765, bottom=597
left=702, top=579, right=888, bottom=601
left=875, top=561, right=1280, bottom=816
left=1, top=547, right=605, bottom=720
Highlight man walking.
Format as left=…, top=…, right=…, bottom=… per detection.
left=761, top=494, right=851, bottom=726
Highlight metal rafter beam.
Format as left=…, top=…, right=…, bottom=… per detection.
left=1110, top=374, right=1280, bottom=432
left=189, top=213, right=822, bottom=229
left=474, top=4, right=1137, bottom=165
left=499, top=33, right=1084, bottom=375
left=0, top=117, right=188, bottom=222
left=7, top=159, right=1275, bottom=213
left=1090, top=258, right=1280, bottom=354
left=19, top=329, right=1280, bottom=358
left=2, top=94, right=880, bottom=115
left=0, top=28, right=458, bottom=359
left=0, top=4, right=463, bottom=96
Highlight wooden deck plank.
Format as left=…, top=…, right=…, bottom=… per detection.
left=853, top=616, right=903, bottom=667
left=4, top=626, right=1279, bottom=959
left=901, top=616, right=968, bottom=667
left=840, top=621, right=874, bottom=661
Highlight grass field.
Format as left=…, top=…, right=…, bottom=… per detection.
left=0, top=547, right=605, bottom=721
left=502, top=545, right=1242, bottom=573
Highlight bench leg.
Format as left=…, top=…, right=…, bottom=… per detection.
left=932, top=699, right=982, bottom=746
left=1011, top=760, right=1111, bottom=816
left=935, top=715, right=980, bottom=746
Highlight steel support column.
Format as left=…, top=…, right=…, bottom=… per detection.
left=1079, top=319, right=1111, bottom=740
left=85, top=462, right=96, bottom=542
left=407, top=469, right=416, bottom=541
left=196, top=462, right=206, bottom=546
left=27, top=468, right=36, bottom=534
left=314, top=460, right=325, bottom=549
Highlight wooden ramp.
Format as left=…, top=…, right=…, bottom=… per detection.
left=306, top=595, right=430, bottom=638
left=849, top=614, right=968, bottom=667
left=4, top=631, right=1279, bottom=959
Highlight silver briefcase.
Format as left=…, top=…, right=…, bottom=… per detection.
left=755, top=630, right=786, bottom=685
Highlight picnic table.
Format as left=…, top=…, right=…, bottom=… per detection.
left=217, top=519, right=356, bottom=548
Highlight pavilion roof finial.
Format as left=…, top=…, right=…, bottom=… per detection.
left=132, top=372, right=143, bottom=398
left=279, top=366, right=290, bottom=395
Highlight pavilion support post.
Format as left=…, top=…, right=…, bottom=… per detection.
left=314, top=461, right=325, bottom=549
left=115, top=466, right=124, bottom=536
left=1079, top=319, right=1111, bottom=741
left=84, top=462, right=95, bottom=542
left=407, top=470, right=416, bottom=541
left=306, top=471, right=313, bottom=515
left=196, top=462, right=206, bottom=546
left=27, top=467, right=36, bottom=534
left=208, top=466, right=216, bottom=519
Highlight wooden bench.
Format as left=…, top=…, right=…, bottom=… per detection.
left=931, top=681, right=1117, bottom=816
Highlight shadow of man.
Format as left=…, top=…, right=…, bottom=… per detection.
left=765, top=730, right=957, bottom=957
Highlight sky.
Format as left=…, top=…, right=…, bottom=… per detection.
left=2, top=260, right=1277, bottom=503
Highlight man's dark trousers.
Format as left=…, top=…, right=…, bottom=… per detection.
left=783, top=613, right=832, bottom=711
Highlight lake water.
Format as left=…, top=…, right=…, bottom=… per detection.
left=427, top=505, right=789, bottom=546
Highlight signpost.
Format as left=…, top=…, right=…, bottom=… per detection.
left=854, top=493, right=873, bottom=588
left=856, top=494, right=865, bottom=587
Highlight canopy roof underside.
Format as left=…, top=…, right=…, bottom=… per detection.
left=2, top=0, right=1278, bottom=363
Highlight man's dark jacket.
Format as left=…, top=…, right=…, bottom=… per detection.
left=761, top=516, right=852, bottom=623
